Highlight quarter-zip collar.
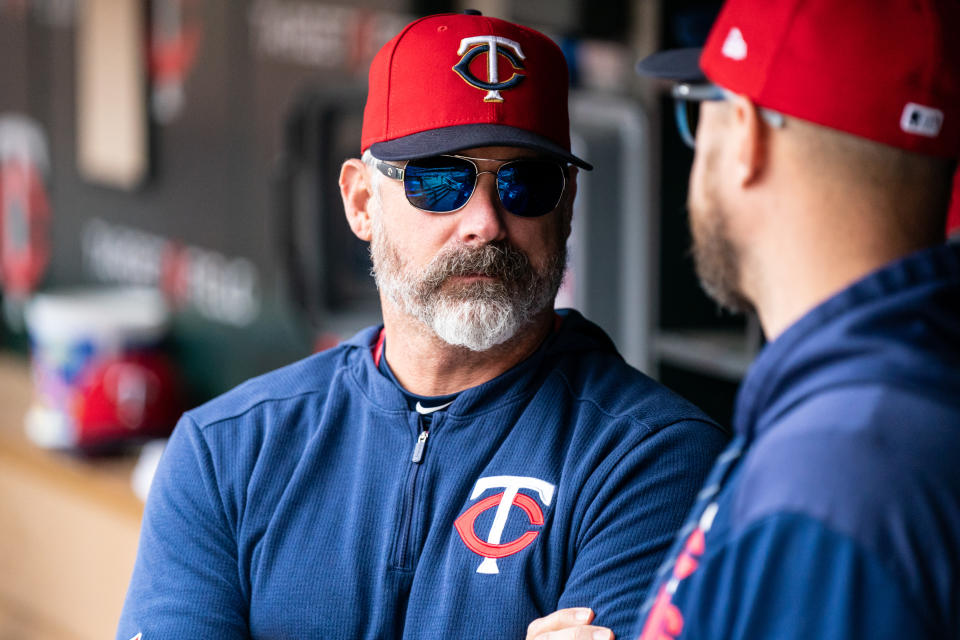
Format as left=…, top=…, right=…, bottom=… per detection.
left=344, top=309, right=620, bottom=422
left=376, top=338, right=460, bottom=414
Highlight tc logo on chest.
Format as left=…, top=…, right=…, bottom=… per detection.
left=454, top=475, right=555, bottom=574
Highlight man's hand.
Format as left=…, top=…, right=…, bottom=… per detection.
left=526, top=608, right=614, bottom=640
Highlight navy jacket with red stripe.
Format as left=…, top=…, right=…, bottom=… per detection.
left=117, top=309, right=727, bottom=639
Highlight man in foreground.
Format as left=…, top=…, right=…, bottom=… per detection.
left=620, top=0, right=960, bottom=637
left=116, top=11, right=727, bottom=639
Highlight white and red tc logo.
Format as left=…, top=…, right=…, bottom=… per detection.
left=454, top=475, right=555, bottom=574
left=453, top=36, right=526, bottom=103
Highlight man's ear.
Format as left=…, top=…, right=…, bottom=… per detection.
left=339, top=158, right=374, bottom=242
left=728, top=95, right=767, bottom=187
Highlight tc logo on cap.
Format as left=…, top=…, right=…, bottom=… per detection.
left=454, top=36, right=526, bottom=102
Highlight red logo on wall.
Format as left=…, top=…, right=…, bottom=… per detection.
left=149, top=0, right=202, bottom=123
left=0, top=116, right=51, bottom=300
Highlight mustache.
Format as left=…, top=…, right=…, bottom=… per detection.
left=420, top=242, right=532, bottom=290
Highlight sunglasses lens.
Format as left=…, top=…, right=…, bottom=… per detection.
left=497, top=160, right=565, bottom=217
left=402, top=157, right=476, bottom=213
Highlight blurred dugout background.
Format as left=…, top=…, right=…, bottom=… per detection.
left=0, top=0, right=753, bottom=422
left=0, top=1, right=773, bottom=638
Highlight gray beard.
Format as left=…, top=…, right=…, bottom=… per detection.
left=369, top=214, right=567, bottom=352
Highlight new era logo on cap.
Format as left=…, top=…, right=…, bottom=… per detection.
left=721, top=27, right=747, bottom=61
left=901, top=103, right=945, bottom=138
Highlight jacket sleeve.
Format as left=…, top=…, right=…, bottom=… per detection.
left=556, top=419, right=729, bottom=639
left=653, top=512, right=932, bottom=640
left=116, top=415, right=249, bottom=640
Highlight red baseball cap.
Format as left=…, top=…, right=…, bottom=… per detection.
left=361, top=11, right=591, bottom=169
left=637, top=0, right=960, bottom=158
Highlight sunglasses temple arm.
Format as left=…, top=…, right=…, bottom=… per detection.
left=674, top=99, right=697, bottom=149
left=375, top=160, right=405, bottom=181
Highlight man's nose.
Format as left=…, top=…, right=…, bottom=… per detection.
left=455, top=173, right=507, bottom=245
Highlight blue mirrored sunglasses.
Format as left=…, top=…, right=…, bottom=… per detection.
left=374, top=154, right=567, bottom=218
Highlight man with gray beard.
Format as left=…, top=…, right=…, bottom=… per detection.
left=116, top=11, right=727, bottom=640
left=365, top=167, right=565, bottom=354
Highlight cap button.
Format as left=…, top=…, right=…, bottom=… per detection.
left=462, top=9, right=482, bottom=15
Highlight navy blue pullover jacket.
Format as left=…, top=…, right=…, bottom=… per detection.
left=117, top=310, right=727, bottom=639
left=634, top=244, right=960, bottom=639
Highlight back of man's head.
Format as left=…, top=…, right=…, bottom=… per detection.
left=704, top=0, right=959, bottom=238
left=779, top=116, right=955, bottom=244
left=640, top=0, right=960, bottom=227
left=637, top=0, right=960, bottom=334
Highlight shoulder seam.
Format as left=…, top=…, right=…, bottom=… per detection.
left=189, top=363, right=352, bottom=431
left=552, top=366, right=723, bottom=437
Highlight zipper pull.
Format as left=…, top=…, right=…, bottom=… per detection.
left=411, top=430, right=429, bottom=464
